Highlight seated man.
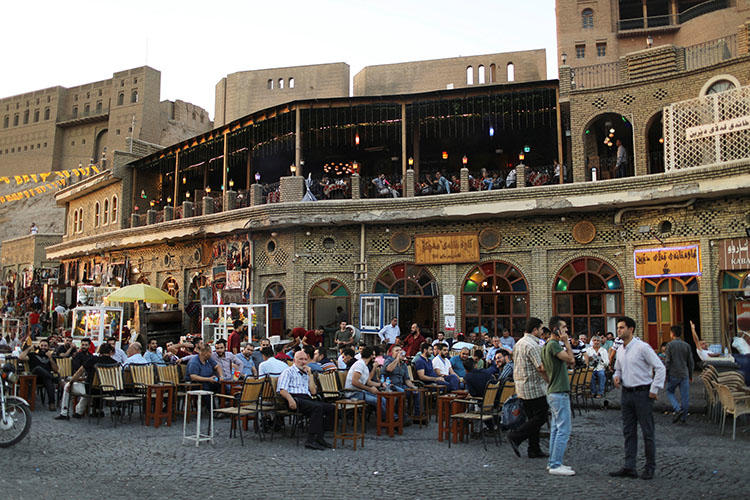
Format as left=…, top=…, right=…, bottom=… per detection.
left=485, top=349, right=514, bottom=383
left=19, top=338, right=59, bottom=410
left=123, top=342, right=148, bottom=367
left=211, top=339, right=244, bottom=381
left=235, top=342, right=258, bottom=377
left=451, top=334, right=475, bottom=351
left=463, top=358, right=492, bottom=397
left=690, top=320, right=720, bottom=362
left=414, top=343, right=450, bottom=389
left=251, top=338, right=271, bottom=372
left=55, top=336, right=76, bottom=358
left=307, top=347, right=337, bottom=373
left=56, top=342, right=119, bottom=419
left=432, top=343, right=461, bottom=391
left=450, top=348, right=470, bottom=379
left=258, top=346, right=289, bottom=377
left=432, top=331, right=452, bottom=348
left=186, top=345, right=222, bottom=392
left=500, top=329, right=516, bottom=351
left=337, top=347, right=355, bottom=370
left=277, top=350, right=335, bottom=450
left=383, top=345, right=418, bottom=417
left=143, top=339, right=167, bottom=366
left=485, top=336, right=503, bottom=363
left=71, top=338, right=93, bottom=374
left=344, top=346, right=388, bottom=413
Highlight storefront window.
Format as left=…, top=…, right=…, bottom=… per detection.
left=309, top=278, right=350, bottom=335
left=462, top=261, right=529, bottom=337
left=720, top=271, right=750, bottom=343
left=553, top=257, right=622, bottom=337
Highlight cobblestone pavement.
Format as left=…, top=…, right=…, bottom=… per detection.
left=0, top=387, right=747, bottom=500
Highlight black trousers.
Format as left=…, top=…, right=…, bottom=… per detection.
left=32, top=366, right=56, bottom=404
left=291, top=394, right=334, bottom=439
left=509, top=395, right=548, bottom=453
left=622, top=389, right=655, bottom=472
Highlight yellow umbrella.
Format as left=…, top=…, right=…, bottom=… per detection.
left=104, top=283, right=178, bottom=304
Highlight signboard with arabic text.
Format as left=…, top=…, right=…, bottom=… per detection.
left=634, top=245, right=701, bottom=279
left=415, top=233, right=479, bottom=265
left=718, top=238, right=750, bottom=271
left=686, top=115, right=750, bottom=141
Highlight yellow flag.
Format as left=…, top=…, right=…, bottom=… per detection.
left=14, top=175, right=23, bottom=185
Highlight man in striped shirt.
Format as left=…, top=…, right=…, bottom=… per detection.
left=277, top=350, right=335, bottom=450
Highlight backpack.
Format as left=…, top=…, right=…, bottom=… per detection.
left=501, top=395, right=526, bottom=431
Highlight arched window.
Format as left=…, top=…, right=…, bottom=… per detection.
left=72, top=209, right=79, bottom=234
left=278, top=78, right=284, bottom=89
left=83, top=104, right=90, bottom=116
left=706, top=80, right=736, bottom=95
left=103, top=199, right=109, bottom=225
left=507, top=62, right=515, bottom=82
left=44, top=108, right=50, bottom=120
left=162, top=277, right=179, bottom=299
left=466, top=66, right=474, bottom=85
left=130, top=90, right=138, bottom=103
left=265, top=282, right=287, bottom=336
left=111, top=196, right=118, bottom=224
left=374, top=263, right=437, bottom=296
left=582, top=8, right=594, bottom=28
left=117, top=93, right=124, bottom=105
left=23, top=110, right=29, bottom=124
left=267, top=79, right=273, bottom=89
left=96, top=101, right=102, bottom=113
left=94, top=202, right=100, bottom=227
left=289, top=77, right=295, bottom=88
left=462, top=261, right=529, bottom=337
left=478, top=65, right=486, bottom=84
left=553, top=257, right=623, bottom=337
left=309, top=278, right=350, bottom=330
left=489, top=63, right=496, bottom=83
left=13, top=114, right=18, bottom=126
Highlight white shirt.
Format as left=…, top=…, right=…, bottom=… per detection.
left=613, top=337, right=666, bottom=394
left=451, top=341, right=475, bottom=350
left=584, top=346, right=610, bottom=371
left=432, top=355, right=452, bottom=376
left=258, top=357, right=289, bottom=377
left=345, top=359, right=370, bottom=391
left=378, top=324, right=400, bottom=343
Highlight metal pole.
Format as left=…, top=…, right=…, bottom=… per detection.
left=556, top=87, right=564, bottom=184
left=401, top=103, right=407, bottom=196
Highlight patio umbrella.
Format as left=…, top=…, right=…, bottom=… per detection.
left=104, top=283, right=178, bottom=304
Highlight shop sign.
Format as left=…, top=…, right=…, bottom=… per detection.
left=718, top=238, right=750, bottom=271
left=634, top=245, right=701, bottom=279
left=415, top=233, right=479, bottom=265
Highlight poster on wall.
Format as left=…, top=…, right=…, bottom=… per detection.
left=226, top=270, right=242, bottom=290
left=444, top=315, right=456, bottom=332
left=633, top=245, right=701, bottom=279
left=227, top=242, right=241, bottom=270
left=443, top=294, right=455, bottom=315
left=241, top=241, right=250, bottom=269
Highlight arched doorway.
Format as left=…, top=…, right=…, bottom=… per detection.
left=646, top=111, right=664, bottom=174
left=94, top=129, right=108, bottom=164
left=309, top=278, right=350, bottom=333
left=553, top=257, right=623, bottom=338
left=374, top=262, right=438, bottom=337
left=264, top=282, right=286, bottom=337
left=643, top=276, right=699, bottom=351
left=462, top=261, right=529, bottom=337
left=582, top=112, right=634, bottom=180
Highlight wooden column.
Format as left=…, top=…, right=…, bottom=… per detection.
left=642, top=0, right=648, bottom=29
left=222, top=131, right=228, bottom=209
left=173, top=151, right=179, bottom=209
left=245, top=150, right=251, bottom=190
left=401, top=103, right=407, bottom=197
left=295, top=107, right=302, bottom=176
left=556, top=87, right=564, bottom=184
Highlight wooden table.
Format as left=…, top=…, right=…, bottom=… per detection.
left=333, top=399, right=366, bottom=450
left=422, top=384, right=448, bottom=421
left=16, top=374, right=37, bottom=411
left=405, top=387, right=429, bottom=427
left=376, top=391, right=405, bottom=437
left=144, top=384, right=175, bottom=428
left=437, top=394, right=469, bottom=443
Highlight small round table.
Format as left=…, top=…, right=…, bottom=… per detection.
left=182, top=390, right=214, bottom=446
left=333, top=399, right=366, bottom=450
left=376, top=391, right=405, bottom=437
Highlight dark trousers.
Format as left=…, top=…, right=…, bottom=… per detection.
left=509, top=396, right=548, bottom=453
left=292, top=394, right=334, bottom=439
left=32, top=366, right=56, bottom=404
left=622, top=389, right=655, bottom=472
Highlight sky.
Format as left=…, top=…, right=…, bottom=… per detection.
left=0, top=0, right=558, bottom=120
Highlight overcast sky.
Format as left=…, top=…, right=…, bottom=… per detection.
left=0, top=0, right=558, bottom=119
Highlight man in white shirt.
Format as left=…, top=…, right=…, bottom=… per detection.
left=123, top=342, right=148, bottom=366
left=432, top=343, right=461, bottom=391
left=258, top=346, right=289, bottom=377
left=344, top=346, right=388, bottom=414
left=378, top=317, right=400, bottom=346
left=690, top=320, right=719, bottom=362
left=609, top=316, right=665, bottom=481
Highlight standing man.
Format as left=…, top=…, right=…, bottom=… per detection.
left=334, top=321, right=354, bottom=349
left=403, top=323, right=425, bottom=357
left=609, top=316, right=666, bottom=481
left=542, top=317, right=576, bottom=476
left=378, top=317, right=400, bottom=347
left=665, top=325, right=694, bottom=424
left=508, top=317, right=549, bottom=459
left=615, top=138, right=628, bottom=178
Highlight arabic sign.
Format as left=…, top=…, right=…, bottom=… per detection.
left=634, top=245, right=701, bottom=279
left=415, top=233, right=479, bottom=265
left=719, top=238, right=750, bottom=271
left=686, top=115, right=750, bottom=141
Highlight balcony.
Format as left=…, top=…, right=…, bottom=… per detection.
left=617, top=0, right=729, bottom=35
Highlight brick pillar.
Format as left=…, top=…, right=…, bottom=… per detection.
left=250, top=184, right=263, bottom=206
left=164, top=206, right=173, bottom=222
left=182, top=201, right=194, bottom=218
left=516, top=164, right=526, bottom=188
left=146, top=209, right=156, bottom=225
left=351, top=173, right=360, bottom=199
left=225, top=190, right=237, bottom=211
left=405, top=169, right=415, bottom=197
left=460, top=167, right=469, bottom=192
left=558, top=65, right=572, bottom=94
left=202, top=196, right=214, bottom=215
left=738, top=22, right=750, bottom=55
left=280, top=175, right=304, bottom=203
left=130, top=213, right=141, bottom=227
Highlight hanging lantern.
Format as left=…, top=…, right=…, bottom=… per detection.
left=442, top=151, right=448, bottom=160
left=182, top=176, right=186, bottom=184
left=489, top=126, right=495, bottom=137
left=355, top=133, right=360, bottom=145
left=462, top=155, right=468, bottom=165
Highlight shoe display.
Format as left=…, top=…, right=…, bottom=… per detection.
left=549, top=466, right=576, bottom=476
left=609, top=468, right=639, bottom=478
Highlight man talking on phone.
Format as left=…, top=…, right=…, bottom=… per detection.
left=383, top=345, right=418, bottom=419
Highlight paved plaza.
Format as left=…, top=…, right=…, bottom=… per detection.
left=0, top=385, right=747, bottom=500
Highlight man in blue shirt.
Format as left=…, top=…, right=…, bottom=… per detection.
left=450, top=348, right=470, bottom=379
left=234, top=343, right=257, bottom=377
left=500, top=329, right=516, bottom=351
left=186, top=345, right=222, bottom=392
left=414, top=343, right=450, bottom=389
left=143, top=339, right=167, bottom=366
left=485, top=349, right=514, bottom=382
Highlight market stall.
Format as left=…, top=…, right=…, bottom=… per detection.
left=71, top=305, right=124, bottom=347
left=201, top=304, right=268, bottom=343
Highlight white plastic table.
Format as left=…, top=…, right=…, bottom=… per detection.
left=182, top=390, right=214, bottom=446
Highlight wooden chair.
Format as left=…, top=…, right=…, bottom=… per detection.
left=129, top=364, right=156, bottom=393
left=214, top=377, right=266, bottom=445
left=316, top=371, right=342, bottom=401
left=96, top=365, right=143, bottom=426
left=55, top=357, right=72, bottom=407
left=716, top=384, right=750, bottom=440
left=581, top=368, right=594, bottom=410
left=157, top=364, right=200, bottom=422
left=449, top=380, right=501, bottom=450
left=336, top=369, right=348, bottom=391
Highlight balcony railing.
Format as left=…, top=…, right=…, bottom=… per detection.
left=684, top=34, right=737, bottom=71
left=571, top=61, right=621, bottom=90
left=618, top=0, right=729, bottom=32
left=679, top=0, right=728, bottom=24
